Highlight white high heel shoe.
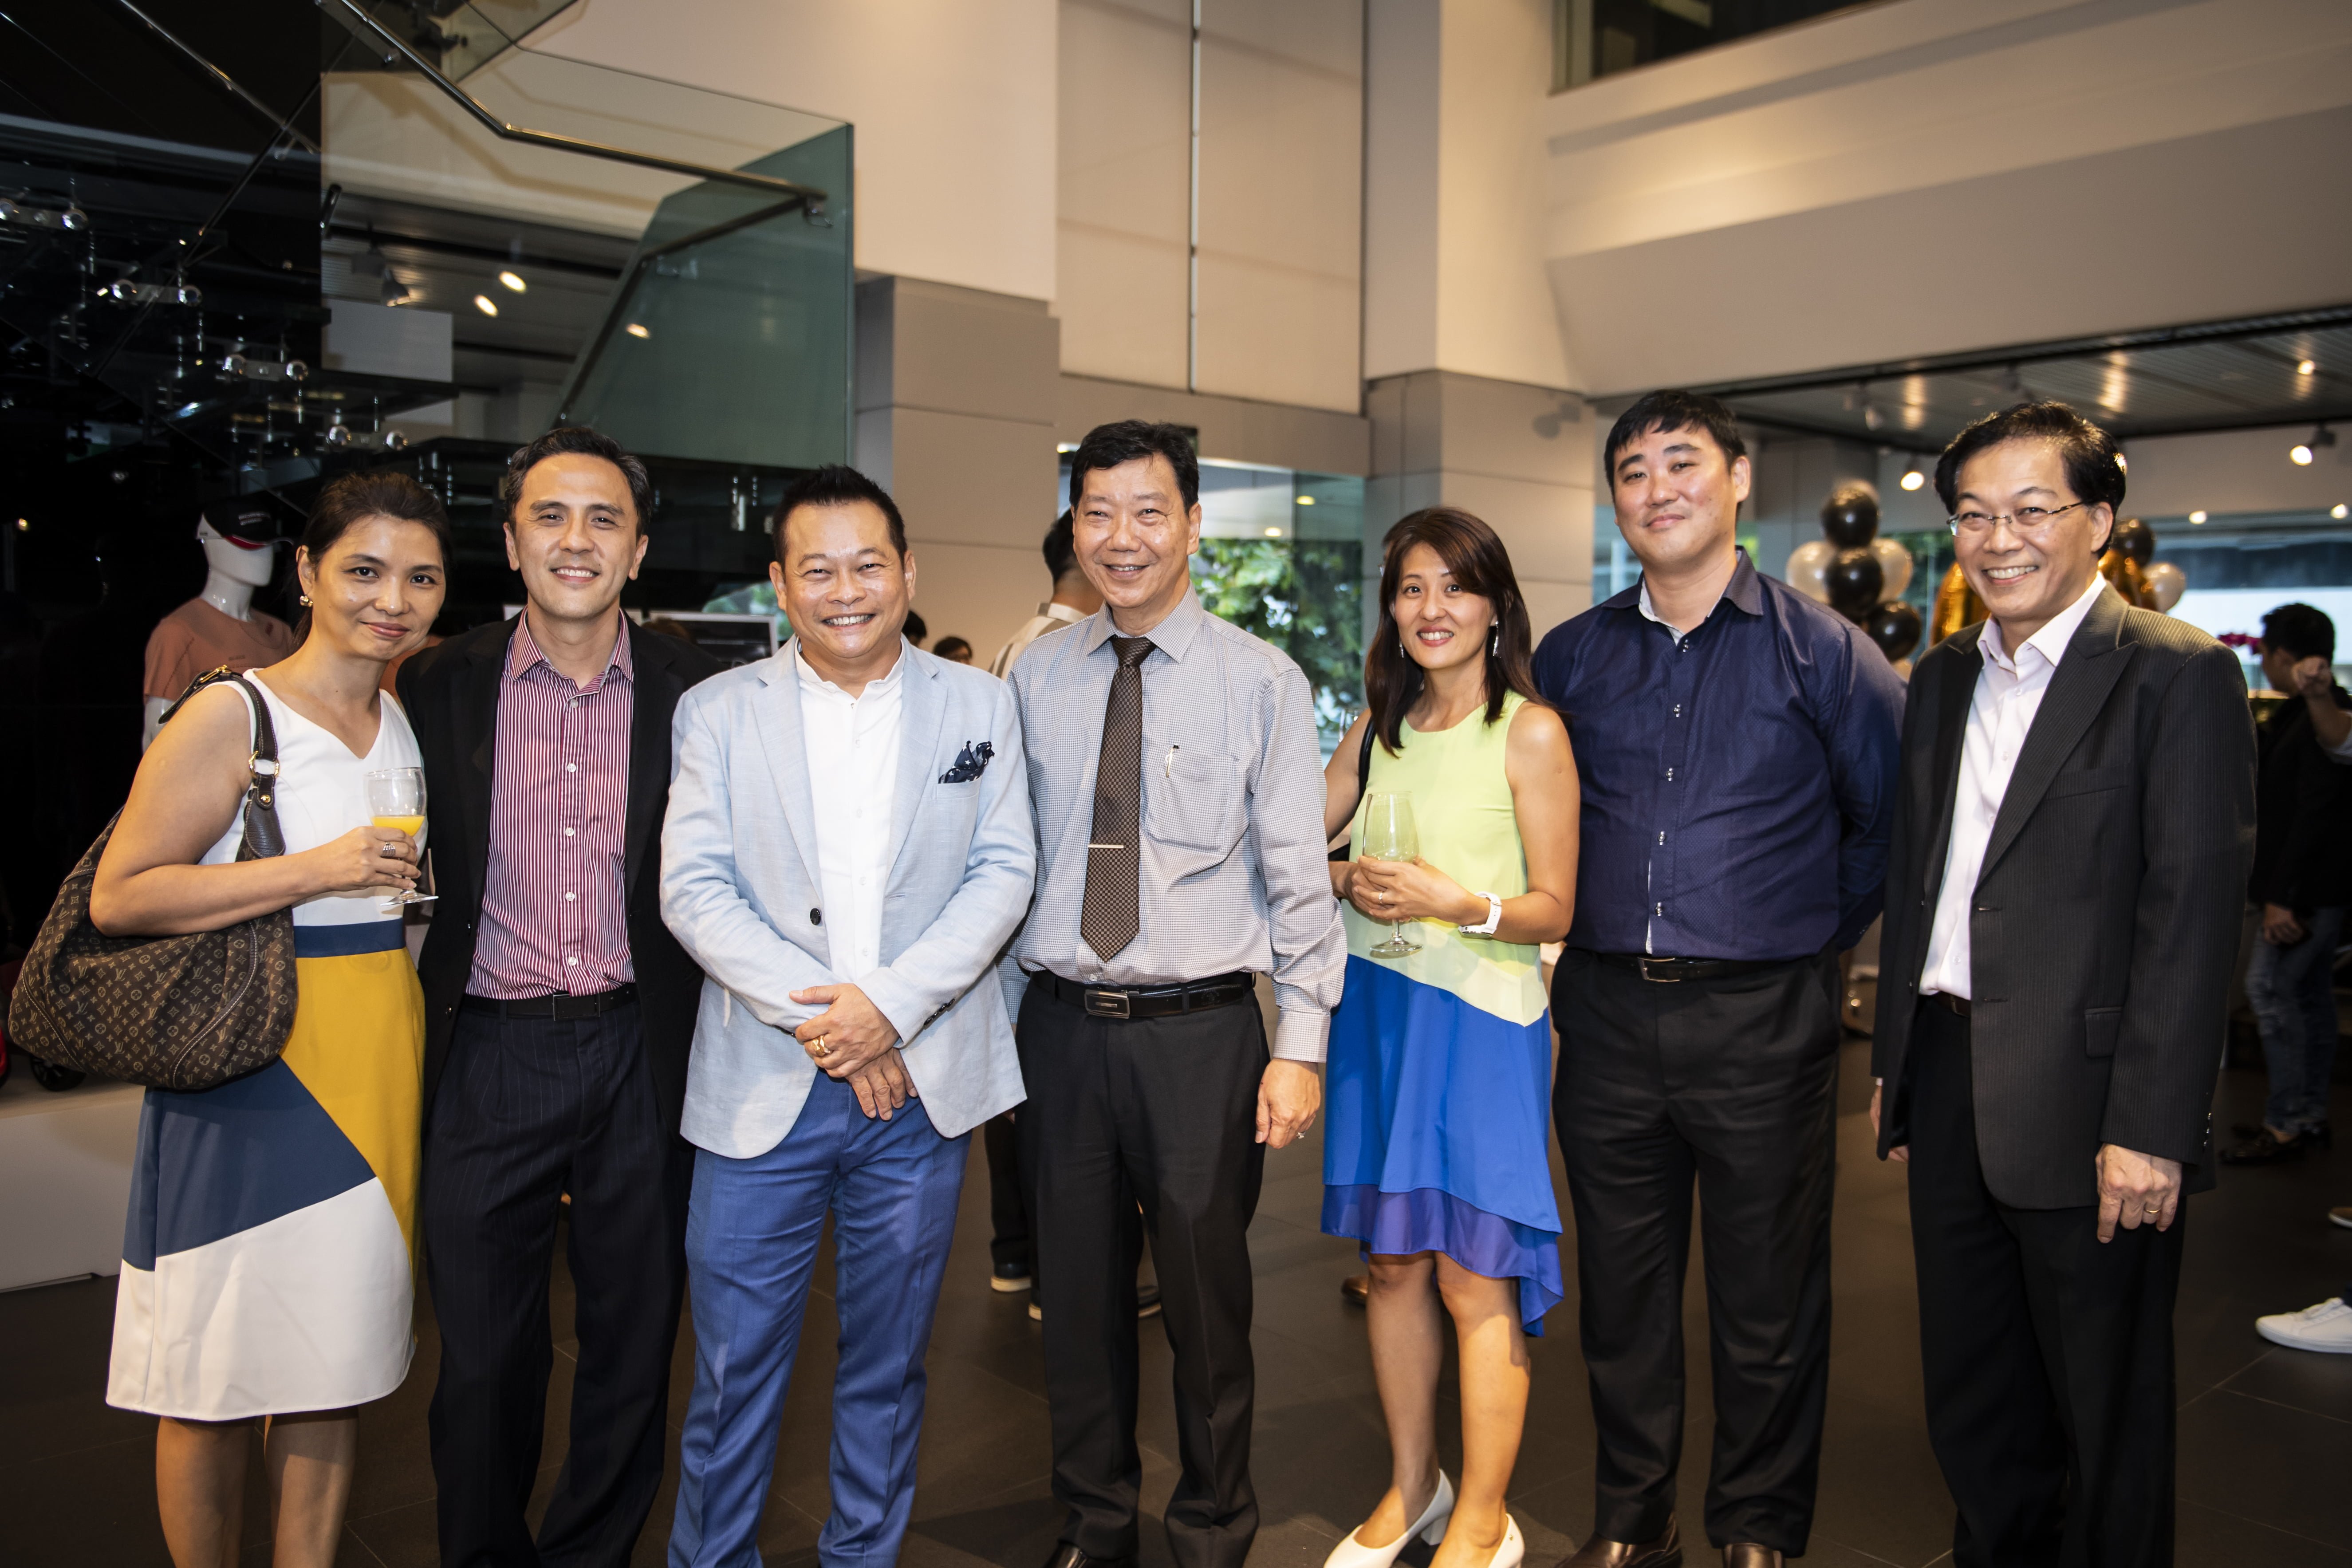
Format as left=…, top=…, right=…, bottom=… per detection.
left=1482, top=1514, right=1524, bottom=1568
left=1322, top=1471, right=1454, bottom=1568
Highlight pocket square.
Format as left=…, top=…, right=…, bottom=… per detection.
left=939, top=740, right=995, bottom=784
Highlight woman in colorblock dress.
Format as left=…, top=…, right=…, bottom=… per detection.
left=1319, top=508, right=1579, bottom=1568
left=92, top=473, right=449, bottom=1568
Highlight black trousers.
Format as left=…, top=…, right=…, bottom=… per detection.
left=1551, top=949, right=1841, bottom=1553
left=1903, top=1000, right=2185, bottom=1568
left=985, top=1109, right=1033, bottom=1272
left=1017, top=981, right=1269, bottom=1568
left=422, top=1001, right=694, bottom=1568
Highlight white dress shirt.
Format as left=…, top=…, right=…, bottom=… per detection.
left=795, top=643, right=905, bottom=985
left=1918, top=575, right=2109, bottom=998
left=988, top=599, right=1087, bottom=678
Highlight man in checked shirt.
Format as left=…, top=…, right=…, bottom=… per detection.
left=1003, top=419, right=1345, bottom=1568
left=400, top=427, right=719, bottom=1568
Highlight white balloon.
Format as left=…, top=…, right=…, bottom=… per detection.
left=2144, top=560, right=2185, bottom=612
left=1870, top=537, right=1913, bottom=604
left=1785, top=539, right=1834, bottom=604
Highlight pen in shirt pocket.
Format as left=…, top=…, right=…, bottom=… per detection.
left=1164, top=743, right=1180, bottom=780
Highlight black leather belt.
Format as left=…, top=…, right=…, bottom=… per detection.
left=463, top=984, right=637, bottom=1020
left=1927, top=991, right=1971, bottom=1018
left=1595, top=953, right=1793, bottom=983
left=1036, top=969, right=1254, bottom=1021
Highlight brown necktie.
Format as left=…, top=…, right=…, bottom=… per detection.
left=1080, top=636, right=1154, bottom=960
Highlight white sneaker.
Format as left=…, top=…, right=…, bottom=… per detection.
left=1322, top=1472, right=1454, bottom=1568
left=2256, top=1297, right=2352, bottom=1353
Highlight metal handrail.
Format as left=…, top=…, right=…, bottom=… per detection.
left=108, top=0, right=324, bottom=154
left=315, top=0, right=827, bottom=213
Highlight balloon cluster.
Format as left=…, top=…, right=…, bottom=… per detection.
left=2101, top=518, right=2184, bottom=612
left=1786, top=483, right=1923, bottom=664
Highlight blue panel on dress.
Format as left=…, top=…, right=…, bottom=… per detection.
left=292, top=918, right=407, bottom=957
left=122, top=1059, right=377, bottom=1269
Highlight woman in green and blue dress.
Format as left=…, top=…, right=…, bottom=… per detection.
left=1319, top=507, right=1579, bottom=1568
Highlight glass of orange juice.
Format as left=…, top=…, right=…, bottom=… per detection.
left=364, top=766, right=435, bottom=906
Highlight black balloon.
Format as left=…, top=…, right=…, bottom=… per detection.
left=1825, top=547, right=1883, bottom=620
left=2109, top=516, right=2155, bottom=564
left=1867, top=600, right=1923, bottom=663
left=1820, top=482, right=1881, bottom=548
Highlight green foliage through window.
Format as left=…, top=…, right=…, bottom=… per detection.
left=1191, top=540, right=1364, bottom=752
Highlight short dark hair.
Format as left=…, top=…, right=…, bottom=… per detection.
left=770, top=463, right=908, bottom=564
left=498, top=425, right=654, bottom=531
left=1603, top=390, right=1748, bottom=477
left=1365, top=506, right=1541, bottom=755
left=1068, top=420, right=1198, bottom=512
left=1934, top=401, right=2127, bottom=521
left=932, top=635, right=973, bottom=662
left=1043, top=511, right=1077, bottom=580
left=2261, top=602, right=2335, bottom=664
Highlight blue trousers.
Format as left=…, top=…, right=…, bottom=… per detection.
left=2246, top=905, right=2344, bottom=1136
left=668, top=1076, right=968, bottom=1568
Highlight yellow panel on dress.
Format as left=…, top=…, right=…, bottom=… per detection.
left=281, top=949, right=427, bottom=1261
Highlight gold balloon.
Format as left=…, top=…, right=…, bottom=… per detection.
left=1930, top=562, right=1985, bottom=646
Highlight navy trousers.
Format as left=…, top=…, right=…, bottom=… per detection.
left=668, top=1075, right=968, bottom=1568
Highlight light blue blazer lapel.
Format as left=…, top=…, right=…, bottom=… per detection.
left=752, top=643, right=823, bottom=922
left=885, top=653, right=946, bottom=880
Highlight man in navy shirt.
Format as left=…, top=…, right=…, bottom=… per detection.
left=1534, top=391, right=1905, bottom=1568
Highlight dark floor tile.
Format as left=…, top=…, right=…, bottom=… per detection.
left=14, top=1434, right=173, bottom=1566
left=2177, top=1498, right=2352, bottom=1566
left=2222, top=1341, right=2352, bottom=1421
left=2178, top=1387, right=2352, bottom=1549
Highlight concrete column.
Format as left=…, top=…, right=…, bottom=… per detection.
left=1364, top=370, right=1595, bottom=642
left=853, top=276, right=1062, bottom=662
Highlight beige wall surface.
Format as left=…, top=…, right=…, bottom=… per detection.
left=1056, top=0, right=1365, bottom=411
left=1535, top=0, right=2352, bottom=392
left=2117, top=425, right=2352, bottom=519
left=530, top=0, right=1060, bottom=302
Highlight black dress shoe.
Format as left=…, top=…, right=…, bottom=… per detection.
left=1044, top=1545, right=1135, bottom=1568
left=2221, top=1128, right=2316, bottom=1165
left=1721, top=1547, right=1782, bottom=1568
left=1561, top=1517, right=1680, bottom=1567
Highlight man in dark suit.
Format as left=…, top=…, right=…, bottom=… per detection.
left=1871, top=401, right=2255, bottom=1567
left=399, top=426, right=719, bottom=1568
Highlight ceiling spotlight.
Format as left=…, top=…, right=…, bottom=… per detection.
left=2291, top=425, right=2337, bottom=466
left=2293, top=444, right=2315, bottom=465
left=2189, top=509, right=2209, bottom=524
left=2335, top=504, right=2349, bottom=520
left=1295, top=495, right=1315, bottom=506
left=497, top=270, right=526, bottom=293
left=2298, top=359, right=2317, bottom=375
left=1262, top=526, right=1284, bottom=538
left=473, top=294, right=498, bottom=317
left=625, top=322, right=650, bottom=339
left=379, top=274, right=407, bottom=306
left=1899, top=465, right=1925, bottom=492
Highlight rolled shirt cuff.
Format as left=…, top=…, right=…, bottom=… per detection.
left=1271, top=1004, right=1329, bottom=1064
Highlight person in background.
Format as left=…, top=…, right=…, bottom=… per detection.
left=904, top=608, right=930, bottom=649
left=2222, top=603, right=2351, bottom=1166
left=1003, top=419, right=1343, bottom=1568
left=1871, top=401, right=2254, bottom=1566
left=981, top=508, right=1106, bottom=1301
left=399, top=427, right=721, bottom=1568
left=95, top=473, right=447, bottom=1568
left=659, top=464, right=1035, bottom=1567
left=989, top=511, right=1103, bottom=677
left=1533, top=390, right=1905, bottom=1568
left=934, top=635, right=975, bottom=664
left=1318, top=508, right=1577, bottom=1568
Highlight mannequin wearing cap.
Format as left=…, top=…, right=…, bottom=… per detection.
left=140, top=504, right=298, bottom=749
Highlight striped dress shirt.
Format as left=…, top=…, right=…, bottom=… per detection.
left=466, top=615, right=636, bottom=998
left=1002, top=589, right=1345, bottom=1062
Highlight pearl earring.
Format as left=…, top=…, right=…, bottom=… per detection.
left=299, top=594, right=312, bottom=606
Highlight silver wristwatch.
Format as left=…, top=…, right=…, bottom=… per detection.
left=1458, top=891, right=1503, bottom=936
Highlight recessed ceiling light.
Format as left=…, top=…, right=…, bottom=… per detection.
left=2189, top=509, right=2208, bottom=524
left=473, top=294, right=498, bottom=317
left=625, top=323, right=650, bottom=339
left=2335, top=504, right=2349, bottom=520
left=1262, top=526, right=1284, bottom=537
left=1899, top=468, right=1925, bottom=492
left=1295, top=495, right=1315, bottom=506
left=2298, top=359, right=2317, bottom=375
left=498, top=270, right=526, bottom=292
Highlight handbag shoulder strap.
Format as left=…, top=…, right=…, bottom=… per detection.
left=159, top=666, right=286, bottom=860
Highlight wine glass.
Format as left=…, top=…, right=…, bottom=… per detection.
left=1359, top=790, right=1421, bottom=958
left=365, top=766, right=436, bottom=906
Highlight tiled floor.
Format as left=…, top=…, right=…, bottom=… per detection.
left=5, top=1038, right=2348, bottom=1567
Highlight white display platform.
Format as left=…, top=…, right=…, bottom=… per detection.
left=0, top=1059, right=141, bottom=1291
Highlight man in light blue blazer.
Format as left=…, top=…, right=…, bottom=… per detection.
left=659, top=464, right=1036, bottom=1568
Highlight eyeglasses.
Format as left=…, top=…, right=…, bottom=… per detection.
left=1947, top=500, right=2092, bottom=537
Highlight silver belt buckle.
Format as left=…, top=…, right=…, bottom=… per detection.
left=1638, top=957, right=1682, bottom=983
left=1083, top=987, right=1132, bottom=1020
